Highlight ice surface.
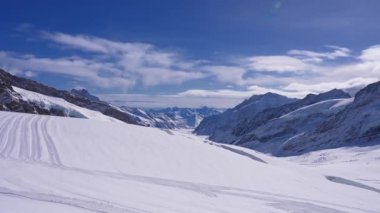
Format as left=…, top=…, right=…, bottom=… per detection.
left=0, top=111, right=379, bottom=212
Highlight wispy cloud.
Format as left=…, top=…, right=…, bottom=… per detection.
left=0, top=51, right=134, bottom=88
left=98, top=93, right=243, bottom=108
left=245, top=55, right=311, bottom=73
left=42, top=31, right=152, bottom=54
left=288, top=45, right=351, bottom=63
left=201, top=65, right=249, bottom=85
left=359, top=45, right=380, bottom=61
left=1, top=28, right=379, bottom=107
left=1, top=30, right=208, bottom=88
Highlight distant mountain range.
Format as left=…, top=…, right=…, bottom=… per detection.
left=121, top=106, right=221, bottom=129
left=0, top=68, right=221, bottom=129
left=2, top=68, right=380, bottom=155
left=195, top=82, right=380, bottom=156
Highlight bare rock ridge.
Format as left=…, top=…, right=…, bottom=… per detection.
left=194, top=93, right=297, bottom=143
left=0, top=68, right=221, bottom=128
left=280, top=81, right=380, bottom=155
left=0, top=68, right=141, bottom=125
left=195, top=81, right=380, bottom=155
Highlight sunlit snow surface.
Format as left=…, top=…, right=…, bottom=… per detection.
left=0, top=111, right=379, bottom=212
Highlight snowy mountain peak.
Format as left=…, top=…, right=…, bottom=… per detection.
left=303, top=88, right=350, bottom=103
left=233, top=92, right=295, bottom=111
left=129, top=106, right=222, bottom=129
left=354, top=81, right=380, bottom=100
left=278, top=82, right=380, bottom=155
left=71, top=88, right=100, bottom=102
left=194, top=92, right=295, bottom=142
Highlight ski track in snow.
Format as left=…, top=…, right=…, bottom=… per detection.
left=0, top=114, right=22, bottom=158
left=326, top=176, right=380, bottom=194
left=41, top=116, right=62, bottom=166
left=0, top=187, right=146, bottom=213
left=0, top=159, right=372, bottom=213
left=2, top=156, right=375, bottom=213
left=0, top=111, right=378, bottom=213
left=0, top=112, right=12, bottom=152
left=0, top=113, right=61, bottom=166
left=31, top=115, right=43, bottom=161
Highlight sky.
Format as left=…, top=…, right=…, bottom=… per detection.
left=1, top=0, right=380, bottom=108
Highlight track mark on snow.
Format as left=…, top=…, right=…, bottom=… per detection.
left=30, top=115, right=43, bottom=161
left=19, top=114, right=33, bottom=160
left=0, top=115, right=23, bottom=158
left=40, top=116, right=62, bottom=166
left=326, top=176, right=380, bottom=194
left=218, top=144, right=267, bottom=164
left=0, top=187, right=145, bottom=213
left=0, top=113, right=13, bottom=152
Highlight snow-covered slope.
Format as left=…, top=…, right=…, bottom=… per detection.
left=287, top=145, right=380, bottom=191
left=12, top=86, right=121, bottom=122
left=0, top=111, right=379, bottom=212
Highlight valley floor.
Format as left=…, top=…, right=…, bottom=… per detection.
left=0, top=111, right=379, bottom=213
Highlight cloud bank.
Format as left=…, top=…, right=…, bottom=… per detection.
left=0, top=29, right=379, bottom=107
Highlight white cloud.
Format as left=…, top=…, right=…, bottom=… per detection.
left=177, top=86, right=305, bottom=100
left=175, top=77, right=379, bottom=105
left=288, top=45, right=351, bottom=63
left=246, top=56, right=311, bottom=73
left=178, top=89, right=253, bottom=98
left=1, top=28, right=380, bottom=108
left=137, top=67, right=205, bottom=86
left=98, top=93, right=243, bottom=108
left=42, top=31, right=152, bottom=54
left=96, top=43, right=380, bottom=107
left=0, top=51, right=135, bottom=88
left=282, top=77, right=379, bottom=96
left=359, top=45, right=380, bottom=61
left=0, top=31, right=209, bottom=88
left=201, top=65, right=250, bottom=85
left=43, top=32, right=206, bottom=87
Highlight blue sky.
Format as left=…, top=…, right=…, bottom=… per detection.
left=1, top=0, right=380, bottom=108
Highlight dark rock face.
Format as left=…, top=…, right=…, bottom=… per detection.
left=280, top=81, right=380, bottom=156
left=231, top=89, right=351, bottom=137
left=71, top=89, right=101, bottom=102
left=0, top=75, right=57, bottom=115
left=0, top=69, right=141, bottom=125
left=195, top=85, right=372, bottom=156
left=194, top=93, right=297, bottom=143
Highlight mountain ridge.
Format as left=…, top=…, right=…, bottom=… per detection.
left=0, top=68, right=221, bottom=129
